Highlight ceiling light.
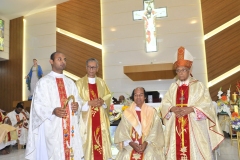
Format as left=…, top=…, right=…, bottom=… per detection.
left=110, top=28, right=116, bottom=31
left=190, top=20, right=197, bottom=24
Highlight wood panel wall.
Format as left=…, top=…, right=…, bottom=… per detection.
left=201, top=0, right=240, bottom=100
left=57, top=0, right=102, bottom=78
left=201, top=0, right=240, bottom=34
left=0, top=17, right=23, bottom=112
left=57, top=33, right=102, bottom=77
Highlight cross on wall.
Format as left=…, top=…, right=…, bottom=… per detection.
left=132, top=0, right=167, bottom=53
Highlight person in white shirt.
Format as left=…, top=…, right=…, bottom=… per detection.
left=25, top=52, right=85, bottom=160
left=6, top=102, right=28, bottom=146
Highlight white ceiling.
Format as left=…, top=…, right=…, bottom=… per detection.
left=0, top=0, right=68, bottom=19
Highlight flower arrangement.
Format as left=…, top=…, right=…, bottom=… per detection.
left=122, top=105, right=129, bottom=111
left=121, top=96, right=133, bottom=111
left=123, top=96, right=133, bottom=106
left=109, top=110, right=121, bottom=123
left=109, top=95, right=133, bottom=124
left=231, top=118, right=240, bottom=130
left=216, top=102, right=231, bottom=116
left=232, top=112, right=239, bottom=118
left=216, top=87, right=231, bottom=116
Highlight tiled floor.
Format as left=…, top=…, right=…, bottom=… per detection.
left=0, top=138, right=239, bottom=160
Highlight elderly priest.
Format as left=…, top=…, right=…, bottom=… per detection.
left=161, top=46, right=224, bottom=160
left=75, top=58, right=112, bottom=160
left=114, top=87, right=165, bottom=160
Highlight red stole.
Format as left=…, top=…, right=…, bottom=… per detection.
left=130, top=110, right=144, bottom=160
left=16, top=114, right=22, bottom=137
left=175, top=85, right=190, bottom=160
left=21, top=111, right=28, bottom=120
left=0, top=113, right=2, bottom=122
left=56, top=78, right=71, bottom=160
left=88, top=83, right=103, bottom=160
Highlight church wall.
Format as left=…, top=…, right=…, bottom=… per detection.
left=56, top=0, right=102, bottom=78
left=0, top=15, right=9, bottom=60
left=23, top=7, right=57, bottom=100
left=0, top=17, right=23, bottom=112
left=102, top=0, right=207, bottom=99
left=201, top=0, right=240, bottom=100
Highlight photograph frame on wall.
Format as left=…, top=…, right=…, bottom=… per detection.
left=0, top=19, right=4, bottom=51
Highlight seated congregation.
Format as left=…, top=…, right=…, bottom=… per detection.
left=0, top=102, right=29, bottom=155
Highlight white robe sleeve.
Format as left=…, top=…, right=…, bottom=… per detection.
left=31, top=80, right=56, bottom=130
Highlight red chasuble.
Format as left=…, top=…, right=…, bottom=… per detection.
left=88, top=83, right=103, bottom=160
left=175, top=85, right=190, bottom=160
left=130, top=110, right=144, bottom=160
left=56, top=78, right=71, bottom=160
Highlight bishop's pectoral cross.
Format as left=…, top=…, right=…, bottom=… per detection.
left=132, top=0, right=167, bottom=53
left=179, top=96, right=185, bottom=102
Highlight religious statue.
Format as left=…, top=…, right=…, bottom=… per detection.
left=25, top=59, right=43, bottom=99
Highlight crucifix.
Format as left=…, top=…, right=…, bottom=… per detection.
left=132, top=0, right=167, bottom=53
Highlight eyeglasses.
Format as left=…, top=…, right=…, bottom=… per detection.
left=134, top=94, right=144, bottom=98
left=87, top=66, right=98, bottom=70
left=176, top=69, right=189, bottom=73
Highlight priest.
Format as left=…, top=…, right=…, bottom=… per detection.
left=25, top=52, right=85, bottom=160
left=75, top=58, right=112, bottom=160
left=161, top=46, right=224, bottom=159
left=114, top=87, right=165, bottom=160
left=6, top=102, right=28, bottom=146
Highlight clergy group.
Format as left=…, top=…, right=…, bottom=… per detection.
left=0, top=46, right=224, bottom=160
